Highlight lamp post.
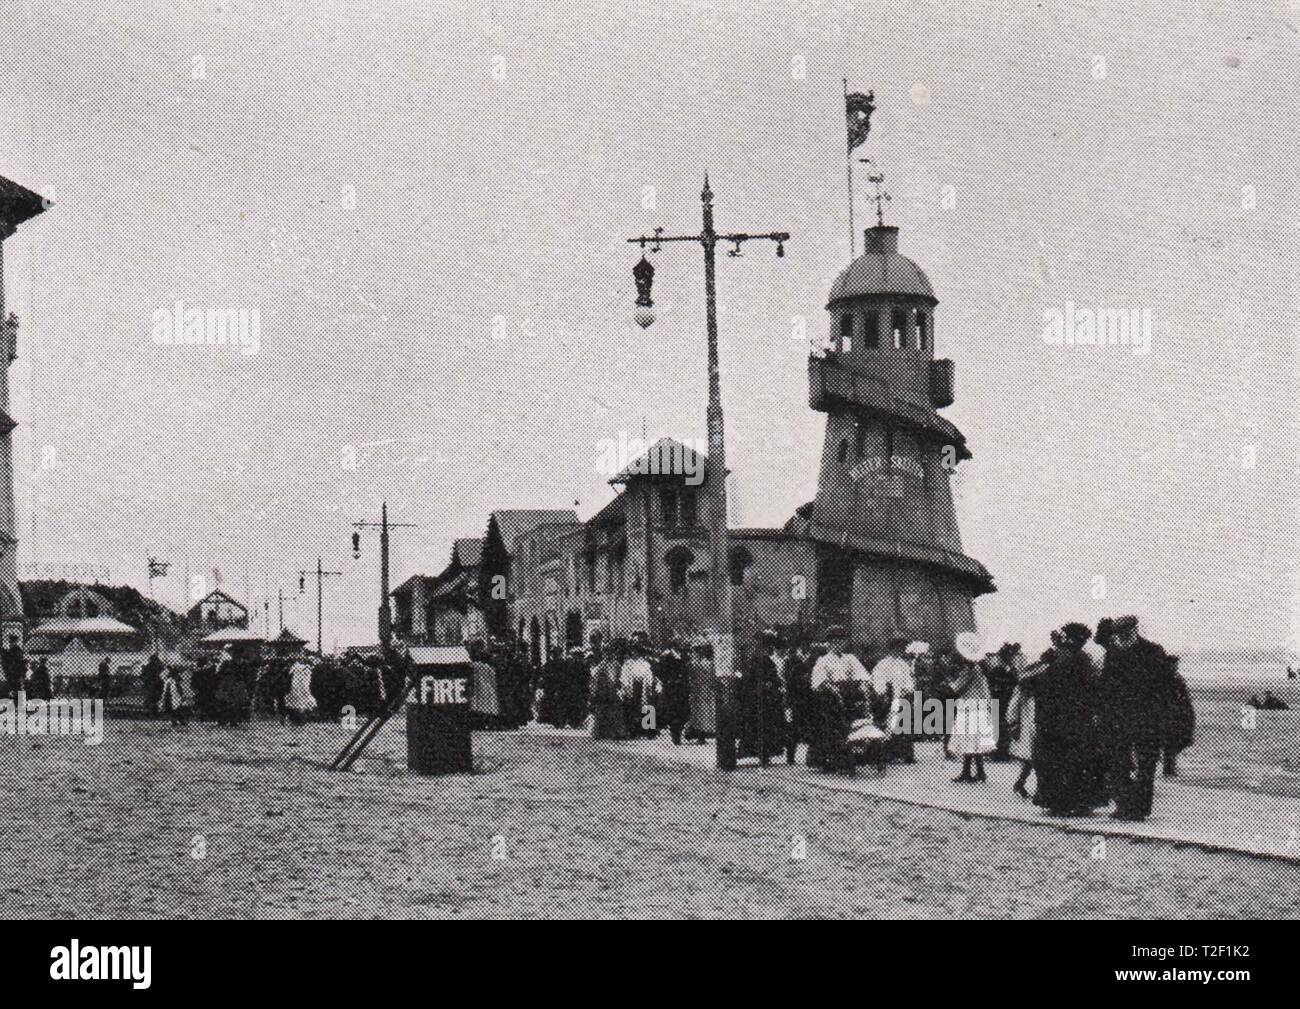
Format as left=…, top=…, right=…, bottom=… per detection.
left=296, top=558, right=342, bottom=654
left=352, top=502, right=416, bottom=650
left=626, top=173, right=789, bottom=770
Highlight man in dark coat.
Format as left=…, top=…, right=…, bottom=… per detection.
left=537, top=646, right=565, bottom=727
left=1161, top=656, right=1195, bottom=776
left=97, top=656, right=113, bottom=704
left=2, top=636, right=27, bottom=701
left=561, top=646, right=591, bottom=728
left=782, top=641, right=815, bottom=766
left=1032, top=624, right=1103, bottom=816
left=1098, top=615, right=1180, bottom=820
left=141, top=652, right=165, bottom=715
left=738, top=630, right=787, bottom=765
left=652, top=641, right=691, bottom=745
left=28, top=657, right=53, bottom=701
left=988, top=645, right=1021, bottom=760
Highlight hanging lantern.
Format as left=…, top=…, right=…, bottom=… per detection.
left=632, top=255, right=655, bottom=328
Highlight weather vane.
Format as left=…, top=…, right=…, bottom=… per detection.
left=859, top=158, right=890, bottom=227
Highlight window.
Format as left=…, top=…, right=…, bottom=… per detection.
left=680, top=488, right=698, bottom=528
left=863, top=311, right=879, bottom=349
left=665, top=546, right=694, bottom=594
left=892, top=309, right=907, bottom=349
left=837, top=439, right=849, bottom=464
left=855, top=422, right=866, bottom=458
left=729, top=545, right=754, bottom=587
left=613, top=541, right=627, bottom=595
left=839, top=313, right=853, bottom=352
left=917, top=310, right=929, bottom=350
left=659, top=486, right=677, bottom=527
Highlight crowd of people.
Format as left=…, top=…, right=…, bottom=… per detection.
left=512, top=615, right=1194, bottom=825
left=1, top=614, right=1199, bottom=823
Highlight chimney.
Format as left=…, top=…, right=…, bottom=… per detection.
left=863, top=225, right=899, bottom=254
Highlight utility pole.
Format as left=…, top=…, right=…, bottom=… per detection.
left=296, top=558, right=342, bottom=654
left=352, top=501, right=416, bottom=649
left=626, top=173, right=790, bottom=770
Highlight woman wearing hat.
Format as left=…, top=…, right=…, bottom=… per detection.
left=684, top=641, right=717, bottom=742
left=1005, top=644, right=1052, bottom=799
left=1032, top=623, right=1103, bottom=816
left=947, top=632, right=997, bottom=783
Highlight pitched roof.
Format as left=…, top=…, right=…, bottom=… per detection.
left=0, top=173, right=48, bottom=229
left=452, top=538, right=483, bottom=568
left=188, top=588, right=247, bottom=613
left=489, top=510, right=579, bottom=556
left=609, top=438, right=710, bottom=485
left=30, top=616, right=139, bottom=636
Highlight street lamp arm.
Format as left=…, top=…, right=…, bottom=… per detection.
left=625, top=233, right=704, bottom=247
left=717, top=231, right=790, bottom=244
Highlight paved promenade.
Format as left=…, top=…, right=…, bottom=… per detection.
left=553, top=729, right=1300, bottom=863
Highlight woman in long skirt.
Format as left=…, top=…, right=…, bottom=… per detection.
left=1006, top=656, right=1047, bottom=798
left=1032, top=623, right=1103, bottom=815
left=947, top=633, right=997, bottom=782
left=685, top=642, right=717, bottom=741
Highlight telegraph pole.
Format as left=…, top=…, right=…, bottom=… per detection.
left=352, top=501, right=416, bottom=649
left=626, top=173, right=790, bottom=770
left=296, top=558, right=342, bottom=654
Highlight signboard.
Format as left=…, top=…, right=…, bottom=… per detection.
left=406, top=645, right=474, bottom=775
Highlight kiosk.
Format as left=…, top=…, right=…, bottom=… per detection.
left=406, top=646, right=475, bottom=775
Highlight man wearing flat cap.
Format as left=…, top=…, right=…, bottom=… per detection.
left=1098, top=615, right=1185, bottom=820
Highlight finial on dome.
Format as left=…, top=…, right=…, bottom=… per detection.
left=864, top=167, right=890, bottom=227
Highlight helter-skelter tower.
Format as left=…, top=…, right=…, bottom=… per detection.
left=807, top=184, right=994, bottom=647
left=0, top=175, right=49, bottom=643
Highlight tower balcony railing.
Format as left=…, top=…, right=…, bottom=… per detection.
left=808, top=352, right=969, bottom=458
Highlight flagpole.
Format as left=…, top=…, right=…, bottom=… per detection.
left=844, top=78, right=855, bottom=259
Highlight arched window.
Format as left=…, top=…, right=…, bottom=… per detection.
left=917, top=310, right=929, bottom=350
left=839, top=313, right=853, bottom=352
left=891, top=309, right=907, bottom=349
left=665, top=546, right=694, bottom=595
left=862, top=311, right=879, bottom=349
left=729, top=545, right=754, bottom=587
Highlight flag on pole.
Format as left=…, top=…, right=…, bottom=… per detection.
left=846, top=90, right=876, bottom=151
left=148, top=557, right=170, bottom=578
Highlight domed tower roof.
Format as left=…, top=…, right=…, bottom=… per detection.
left=826, top=225, right=935, bottom=306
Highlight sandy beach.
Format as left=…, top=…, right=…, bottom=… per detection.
left=1, top=704, right=1297, bottom=920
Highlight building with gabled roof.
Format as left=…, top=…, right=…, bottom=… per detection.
left=0, top=172, right=49, bottom=643
left=187, top=588, right=249, bottom=631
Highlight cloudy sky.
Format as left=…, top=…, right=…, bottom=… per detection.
left=0, top=0, right=1296, bottom=652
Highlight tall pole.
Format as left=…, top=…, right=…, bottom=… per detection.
left=352, top=502, right=415, bottom=650
left=844, top=78, right=855, bottom=258
left=297, top=559, right=341, bottom=654
left=700, top=176, right=740, bottom=772
left=626, top=176, right=789, bottom=771
left=316, top=557, right=324, bottom=653
left=379, top=502, right=390, bottom=646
